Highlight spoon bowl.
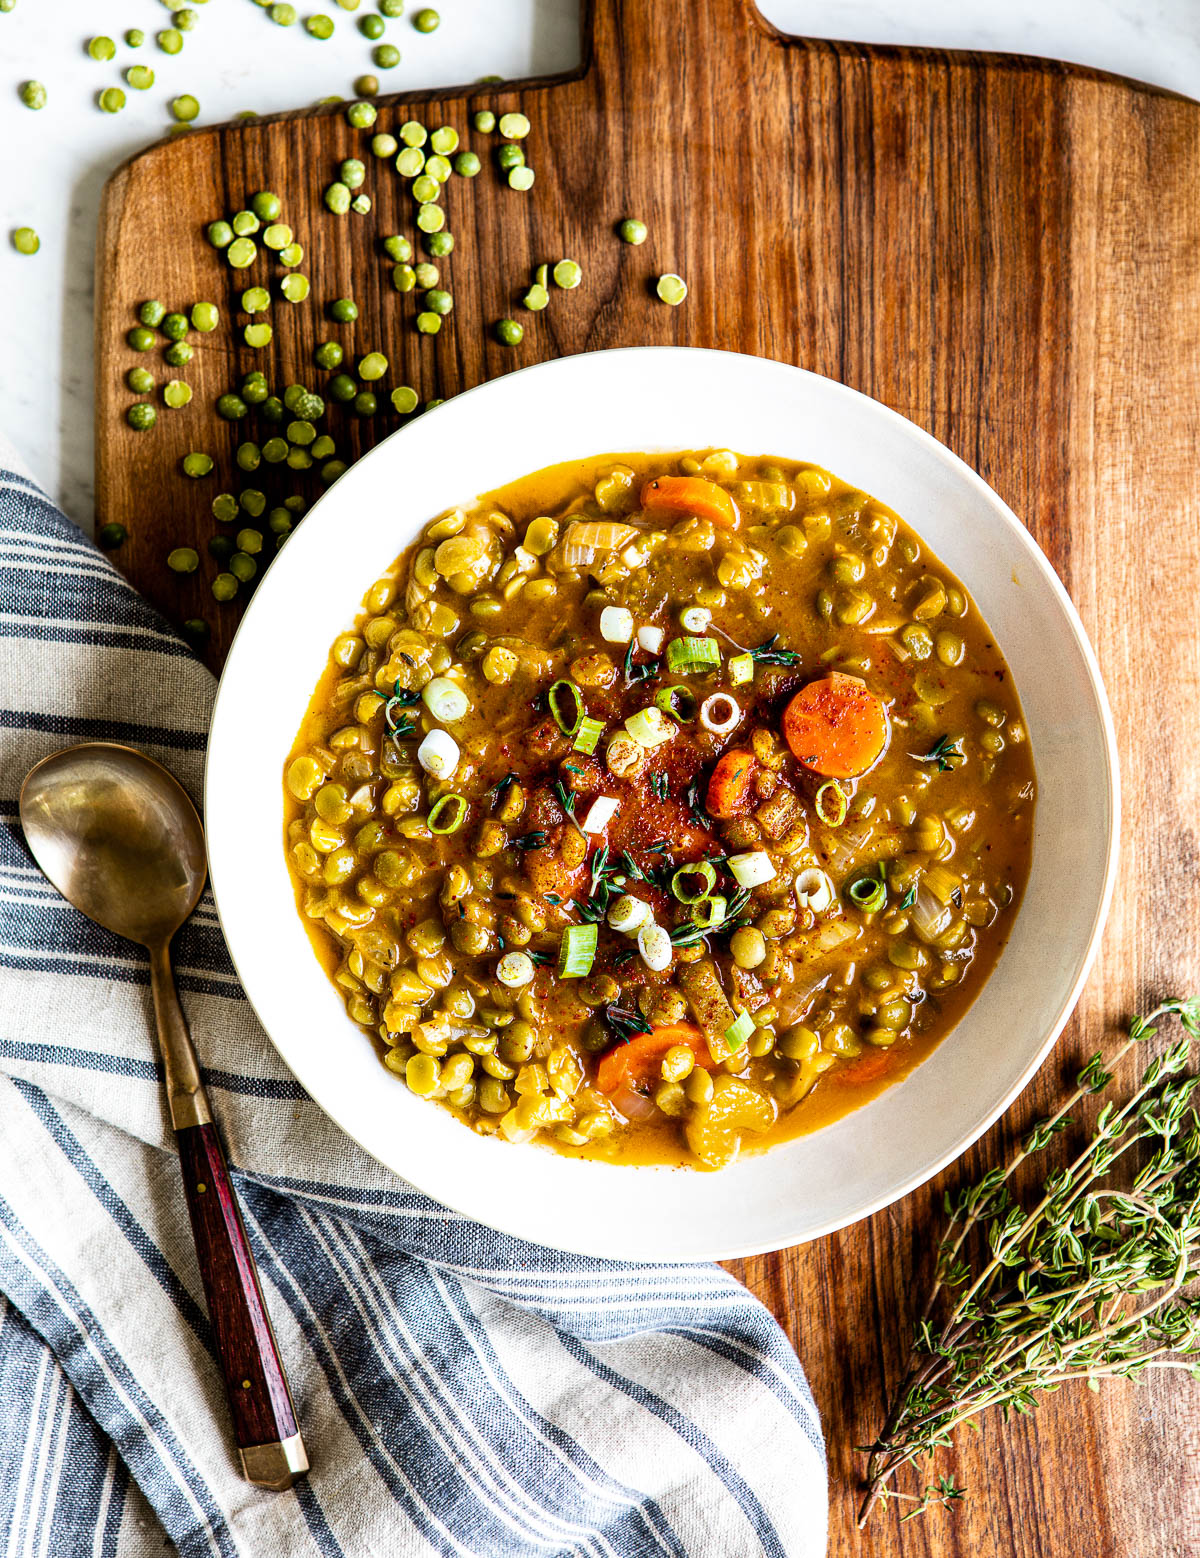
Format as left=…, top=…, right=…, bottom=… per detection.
left=20, top=742, right=207, bottom=949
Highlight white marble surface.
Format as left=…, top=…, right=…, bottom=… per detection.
left=2, top=0, right=1198, bottom=532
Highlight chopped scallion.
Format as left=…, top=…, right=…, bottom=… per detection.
left=690, top=894, right=728, bottom=930
left=671, top=860, right=717, bottom=903
left=666, top=636, right=721, bottom=674
left=729, top=653, right=754, bottom=687
left=573, top=716, right=604, bottom=754
left=548, top=678, right=584, bottom=736
left=428, top=793, right=468, bottom=834
left=655, top=685, right=697, bottom=722
left=558, top=922, right=598, bottom=978
left=814, top=779, right=849, bottom=827
left=723, top=1011, right=755, bottom=1053
left=847, top=865, right=887, bottom=913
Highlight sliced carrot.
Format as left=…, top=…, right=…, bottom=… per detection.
left=782, top=672, right=889, bottom=778
left=828, top=1049, right=893, bottom=1086
left=596, top=1024, right=714, bottom=1094
left=705, top=748, right=757, bottom=819
left=640, top=476, right=740, bottom=529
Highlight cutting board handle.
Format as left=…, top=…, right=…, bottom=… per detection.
left=587, top=0, right=775, bottom=75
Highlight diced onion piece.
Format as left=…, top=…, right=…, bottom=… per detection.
left=582, top=796, right=619, bottom=833
left=679, top=606, right=711, bottom=632
left=671, top=860, right=717, bottom=902
left=573, top=716, right=604, bottom=754
left=608, top=894, right=652, bottom=934
left=417, top=729, right=459, bottom=780
left=700, top=693, right=740, bottom=734
left=599, top=606, right=634, bottom=643
left=624, top=705, right=676, bottom=749
left=558, top=922, right=598, bottom=978
left=911, top=878, right=954, bottom=942
left=496, top=951, right=535, bottom=987
left=561, top=520, right=638, bottom=565
left=637, top=625, right=664, bottom=653
left=724, top=1011, right=755, bottom=1053
left=421, top=676, right=470, bottom=722
left=637, top=922, right=673, bottom=972
left=729, top=652, right=754, bottom=687
left=794, top=867, right=834, bottom=913
left=666, top=635, right=721, bottom=673
left=548, top=678, right=584, bottom=735
left=728, top=850, right=776, bottom=888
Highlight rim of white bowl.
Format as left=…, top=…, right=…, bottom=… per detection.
left=205, top=346, right=1120, bottom=1260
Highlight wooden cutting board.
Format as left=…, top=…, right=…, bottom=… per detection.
left=96, top=2, right=1200, bottom=1551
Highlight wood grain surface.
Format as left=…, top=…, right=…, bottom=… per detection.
left=95, top=2, right=1200, bottom=1551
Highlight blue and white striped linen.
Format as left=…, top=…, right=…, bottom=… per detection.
left=0, top=442, right=827, bottom=1558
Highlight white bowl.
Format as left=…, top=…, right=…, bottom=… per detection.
left=206, top=347, right=1119, bottom=1262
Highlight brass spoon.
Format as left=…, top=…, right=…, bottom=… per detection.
left=19, top=742, right=308, bottom=1491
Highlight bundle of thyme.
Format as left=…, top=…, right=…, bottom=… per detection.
left=861, top=998, right=1200, bottom=1526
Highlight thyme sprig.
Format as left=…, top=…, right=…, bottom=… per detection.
left=384, top=680, right=421, bottom=733
left=860, top=998, right=1200, bottom=1527
left=910, top=734, right=964, bottom=773
left=748, top=633, right=801, bottom=667
left=605, top=1004, right=652, bottom=1044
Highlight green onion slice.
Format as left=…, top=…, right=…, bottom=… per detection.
left=654, top=685, right=697, bottom=722
left=666, top=636, right=721, bottom=674
left=624, top=706, right=675, bottom=749
left=549, top=679, right=584, bottom=736
left=558, top=922, right=598, bottom=978
left=428, top=793, right=468, bottom=834
left=814, top=779, right=849, bottom=827
left=690, top=894, right=728, bottom=930
left=846, top=865, right=886, bottom=913
left=723, top=1011, right=755, bottom=1053
left=573, top=716, right=604, bottom=755
left=729, top=652, right=754, bottom=687
left=671, top=860, right=717, bottom=903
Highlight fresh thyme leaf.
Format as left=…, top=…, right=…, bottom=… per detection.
left=526, top=950, right=554, bottom=966
left=749, top=633, right=801, bottom=667
left=648, top=840, right=670, bottom=854
left=544, top=892, right=563, bottom=905
left=384, top=679, right=421, bottom=732
left=900, top=885, right=917, bottom=910
left=669, top=921, right=709, bottom=946
left=652, top=771, right=669, bottom=802
left=860, top=997, right=1200, bottom=1529
left=684, top=780, right=708, bottom=829
left=604, top=1004, right=652, bottom=1044
left=511, top=830, right=546, bottom=851
left=488, top=770, right=519, bottom=807
left=911, top=734, right=965, bottom=773
left=620, top=850, right=646, bottom=881
left=623, top=639, right=659, bottom=685
left=554, top=779, right=585, bottom=838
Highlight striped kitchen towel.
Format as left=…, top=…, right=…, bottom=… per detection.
left=0, top=442, right=826, bottom=1558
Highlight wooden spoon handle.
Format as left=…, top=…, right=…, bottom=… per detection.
left=176, top=1122, right=309, bottom=1490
